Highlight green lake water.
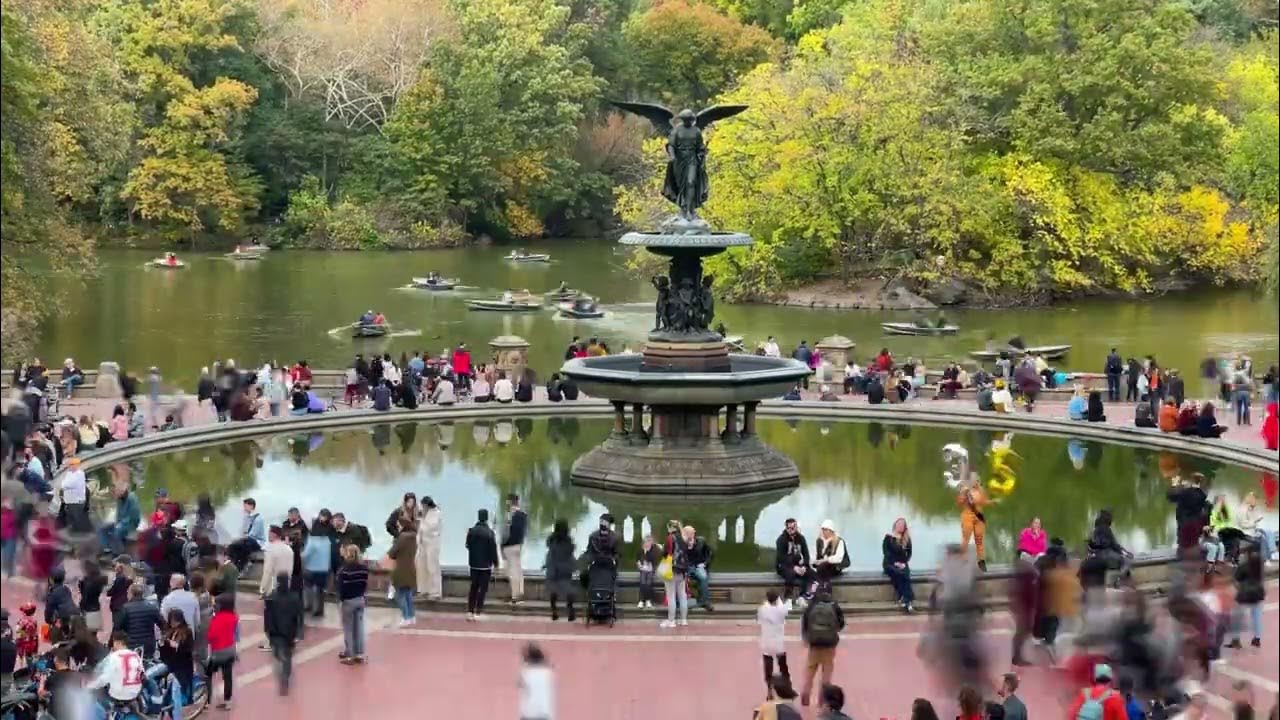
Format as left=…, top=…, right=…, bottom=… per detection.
left=88, top=417, right=1274, bottom=572
left=36, top=245, right=1278, bottom=383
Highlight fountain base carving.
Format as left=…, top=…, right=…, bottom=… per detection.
left=572, top=434, right=798, bottom=494
left=642, top=340, right=731, bottom=372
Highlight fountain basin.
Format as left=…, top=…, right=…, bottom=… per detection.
left=560, top=354, right=810, bottom=406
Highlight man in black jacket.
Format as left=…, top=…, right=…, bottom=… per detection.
left=1104, top=349, right=1123, bottom=401
left=500, top=494, right=528, bottom=605
left=43, top=568, right=77, bottom=627
left=113, top=583, right=162, bottom=658
left=1168, top=472, right=1209, bottom=551
left=775, top=519, right=811, bottom=606
left=264, top=573, right=303, bottom=696
left=465, top=509, right=499, bottom=620
left=331, top=513, right=371, bottom=568
left=685, top=529, right=715, bottom=612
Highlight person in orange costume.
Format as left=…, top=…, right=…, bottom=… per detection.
left=958, top=484, right=989, bottom=572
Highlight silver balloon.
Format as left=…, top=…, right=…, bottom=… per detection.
left=942, top=443, right=970, bottom=489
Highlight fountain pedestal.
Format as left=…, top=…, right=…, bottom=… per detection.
left=561, top=223, right=810, bottom=494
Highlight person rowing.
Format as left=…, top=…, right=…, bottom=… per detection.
left=359, top=309, right=375, bottom=326
left=165, top=252, right=179, bottom=266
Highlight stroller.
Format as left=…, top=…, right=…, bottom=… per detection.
left=584, top=557, right=618, bottom=627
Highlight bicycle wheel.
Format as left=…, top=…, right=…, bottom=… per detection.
left=182, top=674, right=209, bottom=720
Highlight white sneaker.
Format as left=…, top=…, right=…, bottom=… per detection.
left=637, top=601, right=646, bottom=609
left=475, top=613, right=485, bottom=622
left=645, top=601, right=654, bottom=608
left=784, top=599, right=794, bottom=611
left=678, top=619, right=689, bottom=627
left=659, top=620, right=676, bottom=628
left=466, top=612, right=476, bottom=622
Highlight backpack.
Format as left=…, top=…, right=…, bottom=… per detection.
left=1076, top=689, right=1114, bottom=720
left=181, top=539, right=200, bottom=572
left=807, top=601, right=839, bottom=646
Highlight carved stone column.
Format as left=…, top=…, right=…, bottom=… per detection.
left=631, top=403, right=648, bottom=444
left=742, top=401, right=759, bottom=436
left=722, top=403, right=739, bottom=444
left=611, top=401, right=627, bottom=437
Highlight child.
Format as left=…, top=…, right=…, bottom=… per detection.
left=15, top=602, right=39, bottom=668
left=757, top=590, right=790, bottom=699
left=519, top=643, right=553, bottom=720
left=636, top=535, right=661, bottom=609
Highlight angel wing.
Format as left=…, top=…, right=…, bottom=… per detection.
left=695, top=104, right=749, bottom=130
left=609, top=101, right=675, bottom=135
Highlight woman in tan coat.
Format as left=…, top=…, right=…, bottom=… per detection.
left=387, top=524, right=417, bottom=626
left=416, top=498, right=442, bottom=600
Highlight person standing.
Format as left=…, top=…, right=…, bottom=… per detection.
left=518, top=643, right=554, bottom=720
left=336, top=544, right=369, bottom=664
left=792, top=341, right=813, bottom=389
left=1227, top=547, right=1265, bottom=649
left=1167, top=473, right=1210, bottom=552
left=465, top=509, right=499, bottom=621
left=660, top=524, right=692, bottom=629
left=387, top=522, right=417, bottom=627
left=758, top=590, right=790, bottom=699
left=998, top=673, right=1027, bottom=720
left=301, top=531, right=330, bottom=620
left=501, top=494, right=528, bottom=606
left=58, top=457, right=90, bottom=534
left=1104, top=349, right=1123, bottom=402
left=263, top=573, right=302, bottom=696
left=545, top=520, right=577, bottom=622
left=259, top=526, right=294, bottom=596
left=798, top=590, right=845, bottom=708
left=77, top=560, right=108, bottom=635
left=416, top=497, right=443, bottom=600
left=957, top=485, right=989, bottom=572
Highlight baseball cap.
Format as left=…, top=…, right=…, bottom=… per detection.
left=154, top=488, right=168, bottom=497
left=1094, top=663, right=1113, bottom=681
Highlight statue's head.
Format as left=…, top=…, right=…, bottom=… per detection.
left=678, top=109, right=696, bottom=125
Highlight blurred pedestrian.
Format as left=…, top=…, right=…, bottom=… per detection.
left=519, top=643, right=554, bottom=720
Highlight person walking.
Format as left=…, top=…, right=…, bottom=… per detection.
left=798, top=590, right=845, bottom=708
left=544, top=520, right=577, bottom=622
left=264, top=572, right=302, bottom=696
left=415, top=497, right=442, bottom=600
left=501, top=493, right=528, bottom=606
left=206, top=594, right=237, bottom=709
left=301, top=531, right=330, bottom=620
left=1226, top=547, right=1265, bottom=649
left=465, top=509, right=499, bottom=621
left=518, top=643, right=554, bottom=720
left=1066, top=663, right=1126, bottom=720
left=882, top=518, right=915, bottom=613
left=387, top=521, right=417, bottom=627
left=758, top=589, right=790, bottom=699
left=336, top=544, right=369, bottom=664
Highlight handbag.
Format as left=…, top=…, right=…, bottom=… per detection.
left=657, top=554, right=674, bottom=582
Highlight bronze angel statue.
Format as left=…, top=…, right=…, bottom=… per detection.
left=611, top=102, right=749, bottom=222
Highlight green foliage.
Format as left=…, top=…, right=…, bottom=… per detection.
left=621, top=0, right=779, bottom=105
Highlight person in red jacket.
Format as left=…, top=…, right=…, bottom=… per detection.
left=206, top=594, right=238, bottom=709
left=1066, top=663, right=1126, bottom=720
left=451, top=343, right=473, bottom=391
left=1262, top=401, right=1278, bottom=451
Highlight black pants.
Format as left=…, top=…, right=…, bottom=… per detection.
left=1126, top=382, right=1138, bottom=401
left=269, top=637, right=294, bottom=695
left=549, top=593, right=575, bottom=620
left=468, top=569, right=492, bottom=613
left=778, top=567, right=808, bottom=601
left=1011, top=619, right=1031, bottom=662
left=227, top=538, right=260, bottom=571
left=207, top=656, right=234, bottom=702
left=1106, top=373, right=1120, bottom=401
left=762, top=653, right=790, bottom=694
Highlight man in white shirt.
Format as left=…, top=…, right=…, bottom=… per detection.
left=88, top=632, right=144, bottom=704
left=493, top=372, right=515, bottom=403
left=160, top=573, right=200, bottom=628
left=763, top=336, right=781, bottom=358
left=59, top=456, right=90, bottom=532
left=259, top=526, right=295, bottom=596
left=991, top=380, right=1015, bottom=414
left=432, top=377, right=456, bottom=406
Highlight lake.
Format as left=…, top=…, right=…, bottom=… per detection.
left=36, top=244, right=1278, bottom=382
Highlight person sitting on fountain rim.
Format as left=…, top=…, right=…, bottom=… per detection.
left=775, top=519, right=811, bottom=608
left=683, top=528, right=715, bottom=611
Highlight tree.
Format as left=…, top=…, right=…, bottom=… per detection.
left=381, top=0, right=601, bottom=237
left=621, top=0, right=778, bottom=106
left=253, top=0, right=453, bottom=133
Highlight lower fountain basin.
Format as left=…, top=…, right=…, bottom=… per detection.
left=560, top=354, right=810, bottom=405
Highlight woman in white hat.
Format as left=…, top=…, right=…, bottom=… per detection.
left=812, top=520, right=847, bottom=593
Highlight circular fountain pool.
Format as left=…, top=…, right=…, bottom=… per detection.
left=86, top=415, right=1275, bottom=572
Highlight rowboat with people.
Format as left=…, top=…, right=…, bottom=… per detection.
left=148, top=252, right=186, bottom=269
left=351, top=309, right=391, bottom=338
left=969, top=337, right=1071, bottom=361
left=543, top=281, right=580, bottom=301
left=881, top=322, right=960, bottom=336
left=468, top=289, right=541, bottom=312
left=504, top=249, right=551, bottom=263
left=411, top=273, right=459, bottom=290
left=558, top=297, right=604, bottom=319
left=224, top=244, right=267, bottom=260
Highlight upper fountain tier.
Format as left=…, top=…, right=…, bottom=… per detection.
left=619, top=216, right=752, bottom=253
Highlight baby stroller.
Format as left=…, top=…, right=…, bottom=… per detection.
left=584, top=557, right=618, bottom=627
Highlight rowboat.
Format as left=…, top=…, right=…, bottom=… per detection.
left=411, top=277, right=458, bottom=290
left=968, top=344, right=1072, bottom=361
left=504, top=251, right=551, bottom=263
left=724, top=335, right=746, bottom=353
left=558, top=299, right=603, bottom=318
left=351, top=323, right=391, bottom=338
left=544, top=287, right=580, bottom=301
left=148, top=259, right=187, bottom=269
left=468, top=299, right=542, bottom=312
left=224, top=250, right=265, bottom=260
left=881, top=322, right=960, bottom=336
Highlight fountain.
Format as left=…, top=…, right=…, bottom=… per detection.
left=560, top=100, right=811, bottom=494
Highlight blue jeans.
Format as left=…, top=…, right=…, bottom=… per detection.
left=62, top=376, right=83, bottom=395
left=1252, top=529, right=1276, bottom=559
left=97, top=523, right=129, bottom=554
left=1232, top=603, right=1263, bottom=641
left=1, top=537, right=15, bottom=577
left=1234, top=389, right=1251, bottom=424
left=689, top=565, right=711, bottom=607
left=1106, top=373, right=1120, bottom=401
left=168, top=674, right=186, bottom=718
left=341, top=597, right=366, bottom=657
left=1202, top=539, right=1225, bottom=562
left=395, top=586, right=414, bottom=620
